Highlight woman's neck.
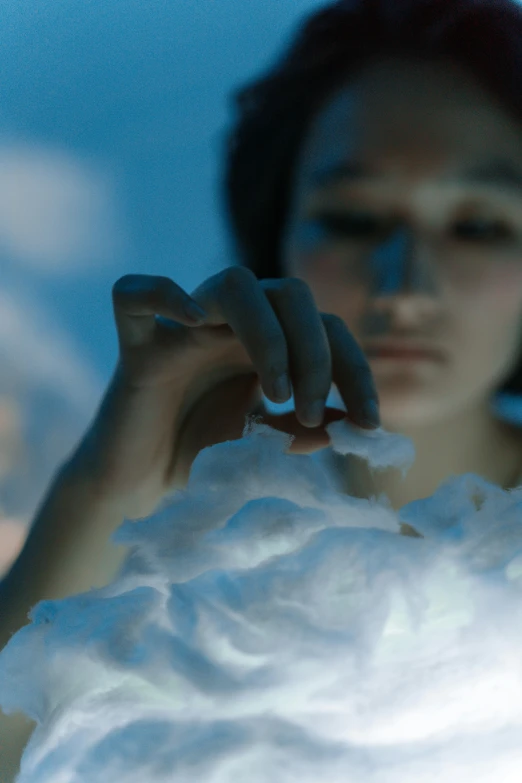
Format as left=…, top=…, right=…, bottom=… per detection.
left=342, top=401, right=522, bottom=511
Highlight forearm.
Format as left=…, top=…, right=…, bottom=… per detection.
left=0, top=373, right=254, bottom=653
left=0, top=462, right=130, bottom=653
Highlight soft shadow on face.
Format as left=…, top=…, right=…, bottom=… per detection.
left=283, top=56, right=522, bottom=428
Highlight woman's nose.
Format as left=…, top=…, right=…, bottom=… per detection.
left=368, top=226, right=439, bottom=297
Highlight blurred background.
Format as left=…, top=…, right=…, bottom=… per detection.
left=0, top=0, right=333, bottom=578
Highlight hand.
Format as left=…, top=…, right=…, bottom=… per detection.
left=71, top=268, right=380, bottom=517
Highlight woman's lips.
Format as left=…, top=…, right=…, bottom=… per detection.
left=366, top=346, right=445, bottom=361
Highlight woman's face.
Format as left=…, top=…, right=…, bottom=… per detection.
left=283, top=57, right=522, bottom=426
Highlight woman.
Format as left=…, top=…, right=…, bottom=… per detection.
left=3, top=0, right=522, bottom=773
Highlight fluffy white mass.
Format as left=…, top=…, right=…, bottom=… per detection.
left=1, top=417, right=522, bottom=782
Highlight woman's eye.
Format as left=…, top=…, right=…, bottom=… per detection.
left=452, top=219, right=513, bottom=242
left=314, top=213, right=383, bottom=239
left=313, top=213, right=514, bottom=244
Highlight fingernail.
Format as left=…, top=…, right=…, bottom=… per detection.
left=303, top=400, right=325, bottom=427
left=273, top=373, right=292, bottom=401
left=185, top=301, right=208, bottom=323
left=361, top=399, right=380, bottom=429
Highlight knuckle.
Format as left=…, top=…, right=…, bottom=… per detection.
left=112, top=274, right=140, bottom=297
left=279, top=277, right=311, bottom=296
left=148, top=276, right=178, bottom=301
left=154, top=275, right=175, bottom=292
left=320, top=312, right=346, bottom=329
left=219, top=265, right=256, bottom=293
left=306, top=356, right=331, bottom=376
left=113, top=274, right=173, bottom=300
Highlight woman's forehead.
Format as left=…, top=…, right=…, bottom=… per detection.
left=296, top=57, right=522, bottom=194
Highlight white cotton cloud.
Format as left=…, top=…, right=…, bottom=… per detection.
left=1, top=417, right=522, bottom=782
left=0, top=141, right=124, bottom=272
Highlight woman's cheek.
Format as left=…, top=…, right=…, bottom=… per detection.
left=296, top=248, right=364, bottom=286
left=489, top=261, right=522, bottom=306
left=445, top=251, right=522, bottom=293
left=294, top=250, right=367, bottom=322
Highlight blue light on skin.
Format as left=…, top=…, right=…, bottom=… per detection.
left=298, top=217, right=440, bottom=297
left=366, top=226, right=440, bottom=297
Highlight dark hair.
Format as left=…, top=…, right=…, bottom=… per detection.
left=221, top=0, right=522, bottom=396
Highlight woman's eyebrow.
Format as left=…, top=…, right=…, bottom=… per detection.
left=311, top=157, right=522, bottom=195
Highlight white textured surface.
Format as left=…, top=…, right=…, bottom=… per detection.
left=1, top=418, right=522, bottom=782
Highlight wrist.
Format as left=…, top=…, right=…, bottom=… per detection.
left=56, top=454, right=129, bottom=515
